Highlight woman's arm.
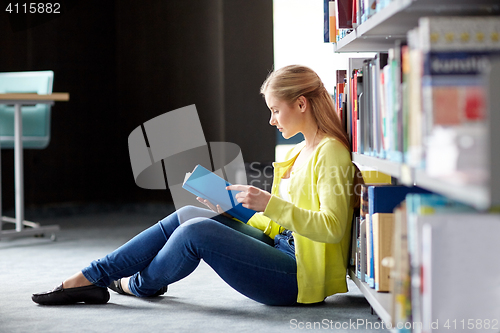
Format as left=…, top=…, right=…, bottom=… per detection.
left=259, top=141, right=354, bottom=244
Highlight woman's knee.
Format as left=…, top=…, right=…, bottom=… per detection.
left=177, top=205, right=216, bottom=224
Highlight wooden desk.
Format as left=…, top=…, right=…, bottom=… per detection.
left=0, top=93, right=69, bottom=240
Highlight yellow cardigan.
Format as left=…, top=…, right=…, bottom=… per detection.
left=247, top=137, right=355, bottom=304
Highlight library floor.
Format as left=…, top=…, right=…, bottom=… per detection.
left=0, top=204, right=388, bottom=333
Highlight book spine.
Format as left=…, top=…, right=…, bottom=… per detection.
left=324, top=0, right=330, bottom=43
left=329, top=1, right=337, bottom=43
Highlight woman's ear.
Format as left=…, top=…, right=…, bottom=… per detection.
left=297, top=96, right=307, bottom=112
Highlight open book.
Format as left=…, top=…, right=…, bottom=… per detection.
left=182, top=164, right=256, bottom=223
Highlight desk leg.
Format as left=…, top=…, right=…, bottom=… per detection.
left=14, top=103, right=24, bottom=232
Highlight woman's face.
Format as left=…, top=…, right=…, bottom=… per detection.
left=265, top=93, right=305, bottom=140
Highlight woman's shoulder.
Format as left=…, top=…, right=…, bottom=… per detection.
left=317, top=136, right=349, bottom=153
left=315, top=137, right=351, bottom=163
left=284, top=141, right=306, bottom=159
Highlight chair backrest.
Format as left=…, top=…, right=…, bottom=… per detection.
left=0, top=71, right=54, bottom=149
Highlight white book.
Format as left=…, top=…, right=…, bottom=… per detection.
left=421, top=215, right=500, bottom=333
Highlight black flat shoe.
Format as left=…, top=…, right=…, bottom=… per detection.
left=107, top=279, right=128, bottom=295
left=32, top=283, right=110, bottom=305
left=108, top=279, right=168, bottom=297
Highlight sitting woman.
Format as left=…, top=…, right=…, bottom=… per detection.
left=32, top=65, right=362, bottom=306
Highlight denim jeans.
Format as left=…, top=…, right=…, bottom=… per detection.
left=82, top=206, right=298, bottom=306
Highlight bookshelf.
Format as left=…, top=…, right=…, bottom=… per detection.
left=333, top=0, right=500, bottom=52
left=352, top=154, right=494, bottom=210
left=329, top=0, right=500, bottom=327
left=348, top=268, right=392, bottom=324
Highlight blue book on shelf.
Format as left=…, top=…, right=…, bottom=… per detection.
left=323, top=0, right=330, bottom=43
left=182, top=164, right=256, bottom=223
left=366, top=185, right=432, bottom=288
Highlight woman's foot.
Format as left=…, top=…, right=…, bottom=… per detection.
left=108, top=277, right=134, bottom=296
left=32, top=271, right=109, bottom=305
left=32, top=284, right=109, bottom=305
left=62, top=271, right=93, bottom=289
left=108, top=277, right=168, bottom=297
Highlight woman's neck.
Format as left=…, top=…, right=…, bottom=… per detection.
left=303, top=126, right=323, bottom=151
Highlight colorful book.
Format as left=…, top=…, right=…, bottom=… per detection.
left=418, top=16, right=500, bottom=172
left=183, top=164, right=256, bottom=223
left=366, top=185, right=431, bottom=287
left=406, top=194, right=476, bottom=333
left=329, top=1, right=337, bottom=43
left=324, top=0, right=331, bottom=43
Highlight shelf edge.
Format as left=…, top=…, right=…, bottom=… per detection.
left=348, top=268, right=392, bottom=325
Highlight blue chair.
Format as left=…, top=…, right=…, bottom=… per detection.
left=0, top=71, right=53, bottom=148
left=0, top=71, right=59, bottom=239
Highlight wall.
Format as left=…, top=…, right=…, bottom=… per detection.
left=0, top=0, right=274, bottom=213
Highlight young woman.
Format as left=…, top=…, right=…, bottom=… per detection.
left=32, top=65, right=362, bottom=306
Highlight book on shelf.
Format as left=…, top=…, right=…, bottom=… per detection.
left=345, top=16, right=499, bottom=183
left=366, top=185, right=431, bottom=288
left=349, top=43, right=404, bottom=161
left=182, top=164, right=256, bottom=223
left=382, top=49, right=395, bottom=161
left=350, top=54, right=388, bottom=158
left=367, top=0, right=377, bottom=18
left=350, top=214, right=360, bottom=267
left=406, top=194, right=477, bottom=333
left=360, top=59, right=371, bottom=155
left=390, top=203, right=411, bottom=332
left=360, top=170, right=392, bottom=184
left=329, top=1, right=337, bottom=43
left=333, top=0, right=407, bottom=45
left=335, top=0, right=353, bottom=29
left=336, top=70, right=347, bottom=126
left=350, top=70, right=357, bottom=152
left=352, top=175, right=391, bottom=282
left=324, top=0, right=330, bottom=43
left=413, top=16, right=499, bottom=177
left=351, top=0, right=358, bottom=29
left=373, top=53, right=388, bottom=158
left=405, top=27, right=424, bottom=169
left=359, top=184, right=369, bottom=283
left=348, top=56, right=374, bottom=154
left=357, top=218, right=367, bottom=282
left=421, top=215, right=500, bottom=333
left=372, top=212, right=394, bottom=292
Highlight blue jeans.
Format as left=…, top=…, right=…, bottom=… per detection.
left=82, top=206, right=298, bottom=306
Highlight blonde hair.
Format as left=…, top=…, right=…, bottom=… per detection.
left=261, top=65, right=364, bottom=208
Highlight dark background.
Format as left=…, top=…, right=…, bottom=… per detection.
left=0, top=0, right=275, bottom=213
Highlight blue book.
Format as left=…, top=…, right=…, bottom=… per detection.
left=323, top=0, right=330, bottom=43
left=182, top=164, right=256, bottom=223
left=366, top=185, right=431, bottom=288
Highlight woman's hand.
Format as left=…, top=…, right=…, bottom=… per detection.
left=226, top=185, right=272, bottom=212
left=196, top=197, right=232, bottom=218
